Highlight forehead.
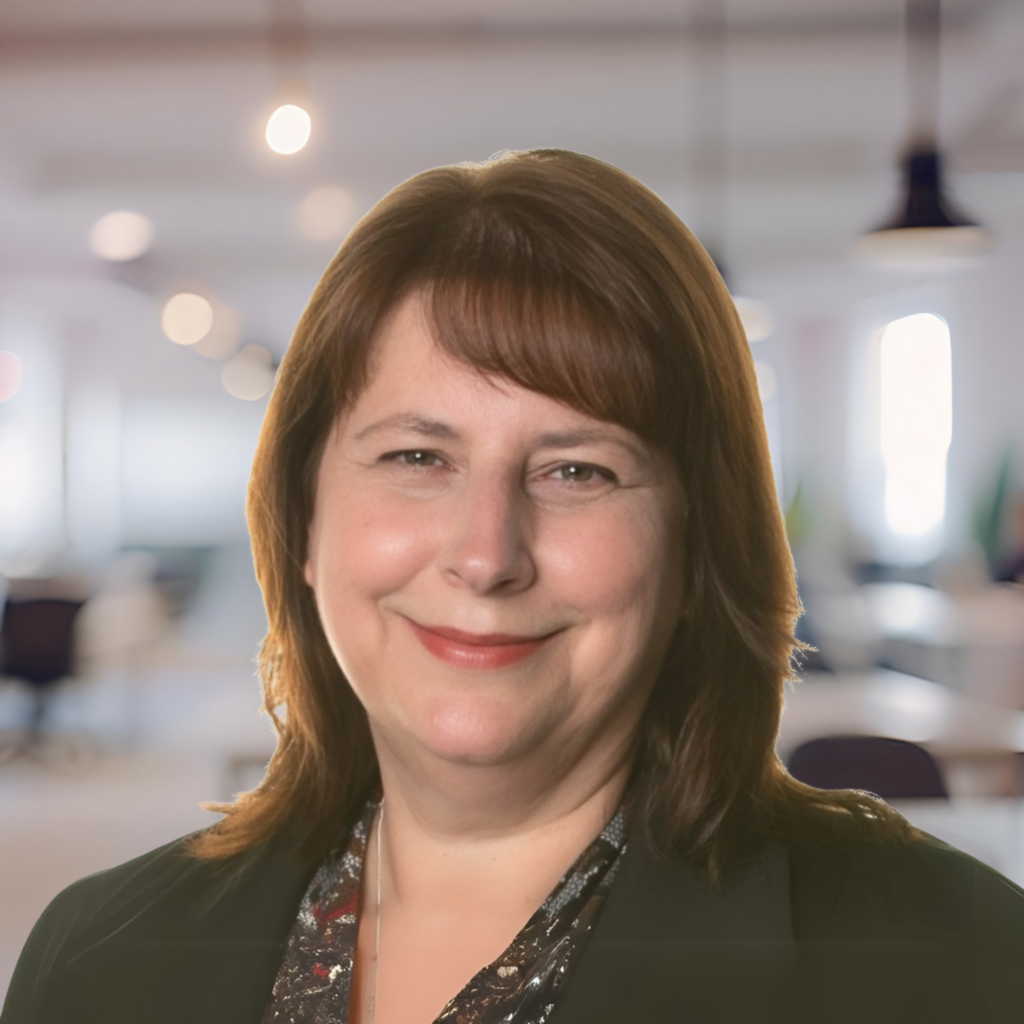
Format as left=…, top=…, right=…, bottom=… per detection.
left=364, top=292, right=486, bottom=394
left=340, top=292, right=640, bottom=443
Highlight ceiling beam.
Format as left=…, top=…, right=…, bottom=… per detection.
left=0, top=9, right=985, bottom=67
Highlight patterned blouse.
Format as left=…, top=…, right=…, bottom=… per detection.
left=262, top=801, right=627, bottom=1024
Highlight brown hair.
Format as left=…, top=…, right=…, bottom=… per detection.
left=193, top=149, right=915, bottom=877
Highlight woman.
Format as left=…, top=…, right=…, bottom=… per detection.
left=4, top=149, right=1023, bottom=1024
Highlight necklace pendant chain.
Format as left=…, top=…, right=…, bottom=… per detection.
left=368, top=797, right=384, bottom=1024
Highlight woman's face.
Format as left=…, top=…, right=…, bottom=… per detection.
left=305, top=293, right=686, bottom=776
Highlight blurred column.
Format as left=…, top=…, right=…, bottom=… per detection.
left=66, top=383, right=121, bottom=564
left=0, top=313, right=64, bottom=574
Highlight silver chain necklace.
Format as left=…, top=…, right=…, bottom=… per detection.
left=368, top=797, right=384, bottom=1024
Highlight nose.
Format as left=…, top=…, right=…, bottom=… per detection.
left=437, top=470, right=537, bottom=595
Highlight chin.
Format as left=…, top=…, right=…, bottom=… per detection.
left=415, top=698, right=555, bottom=766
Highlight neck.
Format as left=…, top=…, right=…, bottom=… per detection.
left=369, top=731, right=633, bottom=914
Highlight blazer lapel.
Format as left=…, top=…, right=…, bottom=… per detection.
left=555, top=834, right=798, bottom=1024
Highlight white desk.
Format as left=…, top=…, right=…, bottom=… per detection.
left=810, top=583, right=1024, bottom=709
left=778, top=669, right=1024, bottom=796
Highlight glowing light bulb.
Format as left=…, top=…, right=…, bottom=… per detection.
left=266, top=104, right=311, bottom=155
left=89, top=210, right=155, bottom=262
left=161, top=293, right=214, bottom=346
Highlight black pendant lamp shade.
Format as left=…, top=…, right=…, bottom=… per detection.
left=889, top=149, right=976, bottom=230
left=856, top=0, right=992, bottom=270
left=856, top=149, right=992, bottom=270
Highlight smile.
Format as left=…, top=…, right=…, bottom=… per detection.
left=404, top=619, right=556, bottom=669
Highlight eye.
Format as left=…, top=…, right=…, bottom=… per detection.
left=382, top=449, right=445, bottom=468
left=550, top=462, right=617, bottom=485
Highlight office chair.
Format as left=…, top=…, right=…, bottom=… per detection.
left=786, top=735, right=949, bottom=799
left=0, top=597, right=86, bottom=762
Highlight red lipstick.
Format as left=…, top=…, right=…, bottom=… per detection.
left=405, top=619, right=553, bottom=669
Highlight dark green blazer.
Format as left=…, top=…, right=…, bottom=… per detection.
left=4, top=824, right=1023, bottom=1024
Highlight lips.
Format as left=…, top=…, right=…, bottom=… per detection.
left=404, top=618, right=556, bottom=669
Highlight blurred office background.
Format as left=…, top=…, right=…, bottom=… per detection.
left=3, top=0, right=1024, bottom=997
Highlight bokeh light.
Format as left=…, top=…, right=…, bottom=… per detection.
left=161, top=293, right=214, bottom=346
left=855, top=225, right=993, bottom=273
left=191, top=306, right=242, bottom=360
left=89, top=210, right=155, bottom=262
left=733, top=296, right=773, bottom=342
left=298, top=185, right=356, bottom=241
left=266, top=104, right=311, bottom=155
left=221, top=344, right=275, bottom=400
left=0, top=351, right=23, bottom=403
left=755, top=361, right=778, bottom=402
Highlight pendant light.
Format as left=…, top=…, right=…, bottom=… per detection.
left=856, top=0, right=992, bottom=271
left=691, top=0, right=773, bottom=341
left=265, top=0, right=313, bottom=156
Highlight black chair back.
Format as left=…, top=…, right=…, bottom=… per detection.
left=786, top=735, right=948, bottom=799
left=1, top=598, right=85, bottom=687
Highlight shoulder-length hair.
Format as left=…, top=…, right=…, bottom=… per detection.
left=193, top=149, right=914, bottom=878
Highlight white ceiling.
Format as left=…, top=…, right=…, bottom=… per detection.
left=0, top=0, right=962, bottom=33
left=1, top=0, right=1022, bottom=366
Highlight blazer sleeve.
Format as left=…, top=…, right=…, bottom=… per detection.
left=1, top=833, right=311, bottom=1024
left=0, top=833, right=197, bottom=1024
left=789, top=831, right=1024, bottom=1024
left=1, top=874, right=103, bottom=1023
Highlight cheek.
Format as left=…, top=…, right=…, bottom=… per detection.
left=540, top=508, right=674, bottom=621
left=537, top=510, right=680, bottom=727
left=313, top=498, right=434, bottom=603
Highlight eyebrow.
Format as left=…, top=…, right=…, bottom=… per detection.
left=353, top=414, right=459, bottom=442
left=352, top=413, right=648, bottom=461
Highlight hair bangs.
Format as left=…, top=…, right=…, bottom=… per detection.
left=419, top=217, right=675, bottom=449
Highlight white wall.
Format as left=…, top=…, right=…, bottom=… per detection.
left=120, top=398, right=262, bottom=547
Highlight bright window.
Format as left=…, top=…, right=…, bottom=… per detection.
left=879, top=313, right=952, bottom=537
